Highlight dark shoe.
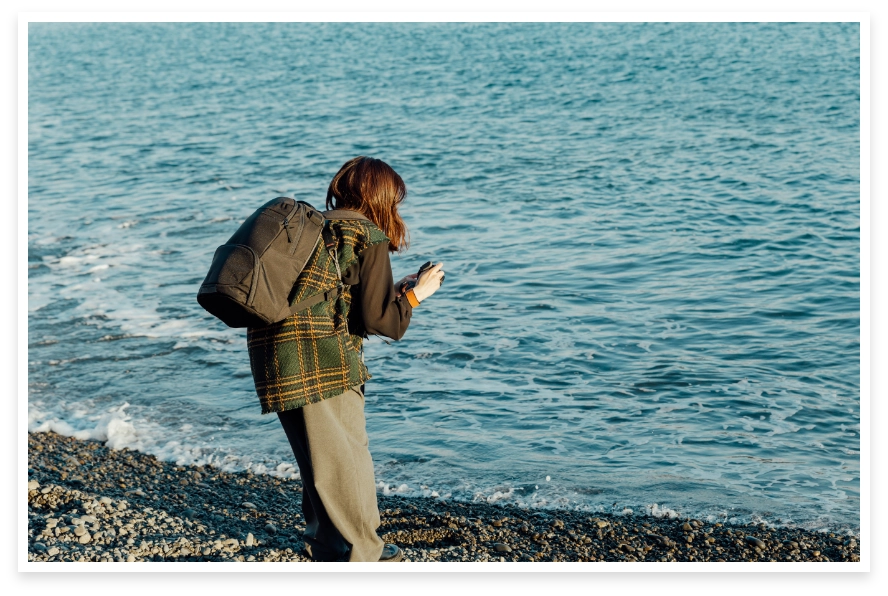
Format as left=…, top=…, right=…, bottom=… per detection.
left=378, top=543, right=403, bottom=562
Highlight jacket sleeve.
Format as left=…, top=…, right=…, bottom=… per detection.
left=357, top=241, right=413, bottom=340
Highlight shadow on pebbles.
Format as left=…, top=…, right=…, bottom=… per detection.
left=27, top=431, right=859, bottom=563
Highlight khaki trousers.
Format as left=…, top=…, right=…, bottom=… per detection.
left=277, top=386, right=385, bottom=562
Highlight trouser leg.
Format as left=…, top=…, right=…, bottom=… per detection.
left=277, top=404, right=350, bottom=561
left=277, top=386, right=384, bottom=562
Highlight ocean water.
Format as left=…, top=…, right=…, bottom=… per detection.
left=27, top=22, right=860, bottom=532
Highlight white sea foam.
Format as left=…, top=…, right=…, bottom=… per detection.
left=645, top=503, right=681, bottom=519
left=28, top=401, right=300, bottom=480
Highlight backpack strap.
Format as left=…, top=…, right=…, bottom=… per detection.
left=287, top=285, right=342, bottom=316
left=286, top=219, right=345, bottom=317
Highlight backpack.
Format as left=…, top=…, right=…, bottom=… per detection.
left=196, top=197, right=344, bottom=329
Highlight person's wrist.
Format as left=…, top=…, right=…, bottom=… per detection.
left=405, top=288, right=421, bottom=307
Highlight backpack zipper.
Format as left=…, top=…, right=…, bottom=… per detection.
left=281, top=200, right=301, bottom=243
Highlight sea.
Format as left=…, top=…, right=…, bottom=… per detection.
left=27, top=22, right=861, bottom=533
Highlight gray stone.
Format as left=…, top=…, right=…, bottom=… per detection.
left=33, top=542, right=47, bottom=552
left=265, top=523, right=277, bottom=535
left=242, top=502, right=257, bottom=509
left=493, top=543, right=511, bottom=553
left=745, top=536, right=766, bottom=549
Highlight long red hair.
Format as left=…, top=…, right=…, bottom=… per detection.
left=325, top=156, right=409, bottom=253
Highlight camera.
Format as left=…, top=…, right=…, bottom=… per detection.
left=400, top=261, right=444, bottom=295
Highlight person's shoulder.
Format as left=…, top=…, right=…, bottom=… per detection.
left=326, top=211, right=388, bottom=244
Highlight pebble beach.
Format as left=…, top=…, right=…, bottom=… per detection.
left=26, top=431, right=860, bottom=564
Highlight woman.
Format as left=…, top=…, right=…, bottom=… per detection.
left=247, top=156, right=444, bottom=562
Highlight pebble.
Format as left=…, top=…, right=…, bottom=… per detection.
left=745, top=536, right=766, bottom=549
left=681, top=522, right=693, bottom=532
left=28, top=480, right=40, bottom=491
left=596, top=521, right=608, bottom=528
left=246, top=533, right=255, bottom=547
left=242, top=502, right=257, bottom=509
left=493, top=543, right=511, bottom=553
left=33, top=542, right=47, bottom=552
left=79, top=532, right=91, bottom=544
left=265, top=523, right=277, bottom=535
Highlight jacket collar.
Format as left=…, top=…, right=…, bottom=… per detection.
left=322, top=208, right=370, bottom=222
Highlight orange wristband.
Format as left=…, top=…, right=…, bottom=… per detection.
left=405, top=288, right=421, bottom=308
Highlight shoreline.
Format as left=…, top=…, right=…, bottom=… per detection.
left=27, top=431, right=860, bottom=563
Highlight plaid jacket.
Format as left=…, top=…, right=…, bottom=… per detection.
left=247, top=216, right=390, bottom=414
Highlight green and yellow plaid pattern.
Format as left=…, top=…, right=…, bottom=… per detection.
left=247, top=219, right=389, bottom=414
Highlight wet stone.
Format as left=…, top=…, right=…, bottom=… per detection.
left=746, top=536, right=766, bottom=549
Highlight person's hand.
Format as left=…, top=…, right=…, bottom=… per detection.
left=413, top=263, right=444, bottom=303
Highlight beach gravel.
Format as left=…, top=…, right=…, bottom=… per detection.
left=27, top=431, right=860, bottom=563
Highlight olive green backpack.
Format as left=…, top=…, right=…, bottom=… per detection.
left=196, top=197, right=343, bottom=328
